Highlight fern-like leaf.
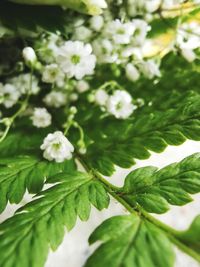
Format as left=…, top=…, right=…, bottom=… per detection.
left=81, top=93, right=200, bottom=175
left=120, top=153, right=200, bottom=213
left=0, top=155, right=75, bottom=213
left=84, top=214, right=175, bottom=267
left=0, top=171, right=110, bottom=267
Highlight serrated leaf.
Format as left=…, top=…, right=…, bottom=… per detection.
left=0, top=171, right=110, bottom=267
left=0, top=155, right=76, bottom=213
left=84, top=214, right=175, bottom=267
left=120, top=153, right=200, bottom=214
left=80, top=92, right=200, bottom=175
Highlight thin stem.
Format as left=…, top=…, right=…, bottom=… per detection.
left=97, top=80, right=123, bottom=92
left=77, top=155, right=200, bottom=263
left=0, top=124, right=10, bottom=143
left=168, top=235, right=200, bottom=263
left=0, top=99, right=28, bottom=144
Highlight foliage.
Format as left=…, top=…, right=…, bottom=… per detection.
left=0, top=171, right=109, bottom=267
left=121, top=153, right=200, bottom=214
left=85, top=214, right=175, bottom=267
left=0, top=1, right=200, bottom=267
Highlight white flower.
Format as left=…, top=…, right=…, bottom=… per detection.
left=145, top=0, right=161, bottom=12
left=76, top=80, right=90, bottom=93
left=43, top=91, right=67, bottom=108
left=0, top=83, right=20, bottom=108
left=107, top=90, right=136, bottom=119
left=8, top=74, right=40, bottom=95
left=22, top=47, right=37, bottom=65
left=89, top=0, right=107, bottom=9
left=131, top=19, right=150, bottom=45
left=92, top=38, right=118, bottom=63
left=73, top=26, right=92, bottom=41
left=36, top=33, right=60, bottom=63
left=31, top=108, right=52, bottom=128
left=57, top=41, right=96, bottom=80
left=70, top=93, right=79, bottom=102
left=105, top=19, right=135, bottom=44
left=90, top=16, right=104, bottom=31
left=181, top=49, right=196, bottom=62
left=127, top=0, right=160, bottom=16
left=177, top=22, right=200, bottom=50
left=126, top=63, right=140, bottom=82
left=40, top=131, right=74, bottom=162
left=95, top=89, right=109, bottom=106
left=139, top=60, right=161, bottom=79
left=42, top=64, right=65, bottom=87
left=121, top=47, right=143, bottom=60
left=162, top=0, right=184, bottom=8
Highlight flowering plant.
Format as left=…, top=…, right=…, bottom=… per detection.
left=0, top=0, right=200, bottom=266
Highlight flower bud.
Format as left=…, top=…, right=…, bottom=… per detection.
left=22, top=47, right=37, bottom=66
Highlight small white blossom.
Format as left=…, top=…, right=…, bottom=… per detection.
left=107, top=90, right=136, bottom=119
left=90, top=16, right=104, bottom=31
left=121, top=47, right=143, bottom=60
left=139, top=60, right=161, bottom=79
left=70, top=93, right=79, bottom=101
left=95, top=89, right=109, bottom=106
left=40, top=131, right=74, bottom=162
left=22, top=47, right=37, bottom=65
left=43, top=91, right=67, bottom=108
left=76, top=80, right=90, bottom=93
left=9, top=73, right=40, bottom=95
left=0, top=84, right=20, bottom=108
left=90, top=0, right=107, bottom=9
left=92, top=39, right=118, bottom=63
left=145, top=0, right=161, bottom=12
left=105, top=19, right=135, bottom=44
left=131, top=19, right=150, bottom=45
left=177, top=22, right=200, bottom=50
left=36, top=33, right=60, bottom=63
left=57, top=41, right=96, bottom=80
left=42, top=64, right=65, bottom=87
left=31, top=108, right=52, bottom=128
left=126, top=63, right=140, bottom=82
left=162, top=0, right=185, bottom=8
left=73, top=26, right=92, bottom=41
left=127, top=0, right=160, bottom=16
left=181, top=49, right=196, bottom=62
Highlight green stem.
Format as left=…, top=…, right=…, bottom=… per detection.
left=77, top=155, right=200, bottom=263
left=0, top=99, right=28, bottom=143
left=0, top=124, right=10, bottom=143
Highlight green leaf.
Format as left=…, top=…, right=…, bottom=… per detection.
left=0, top=171, right=110, bottom=267
left=84, top=214, right=175, bottom=267
left=121, top=153, right=200, bottom=214
left=176, top=215, right=200, bottom=253
left=80, top=91, right=200, bottom=175
left=0, top=128, right=48, bottom=158
left=0, top=155, right=75, bottom=213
